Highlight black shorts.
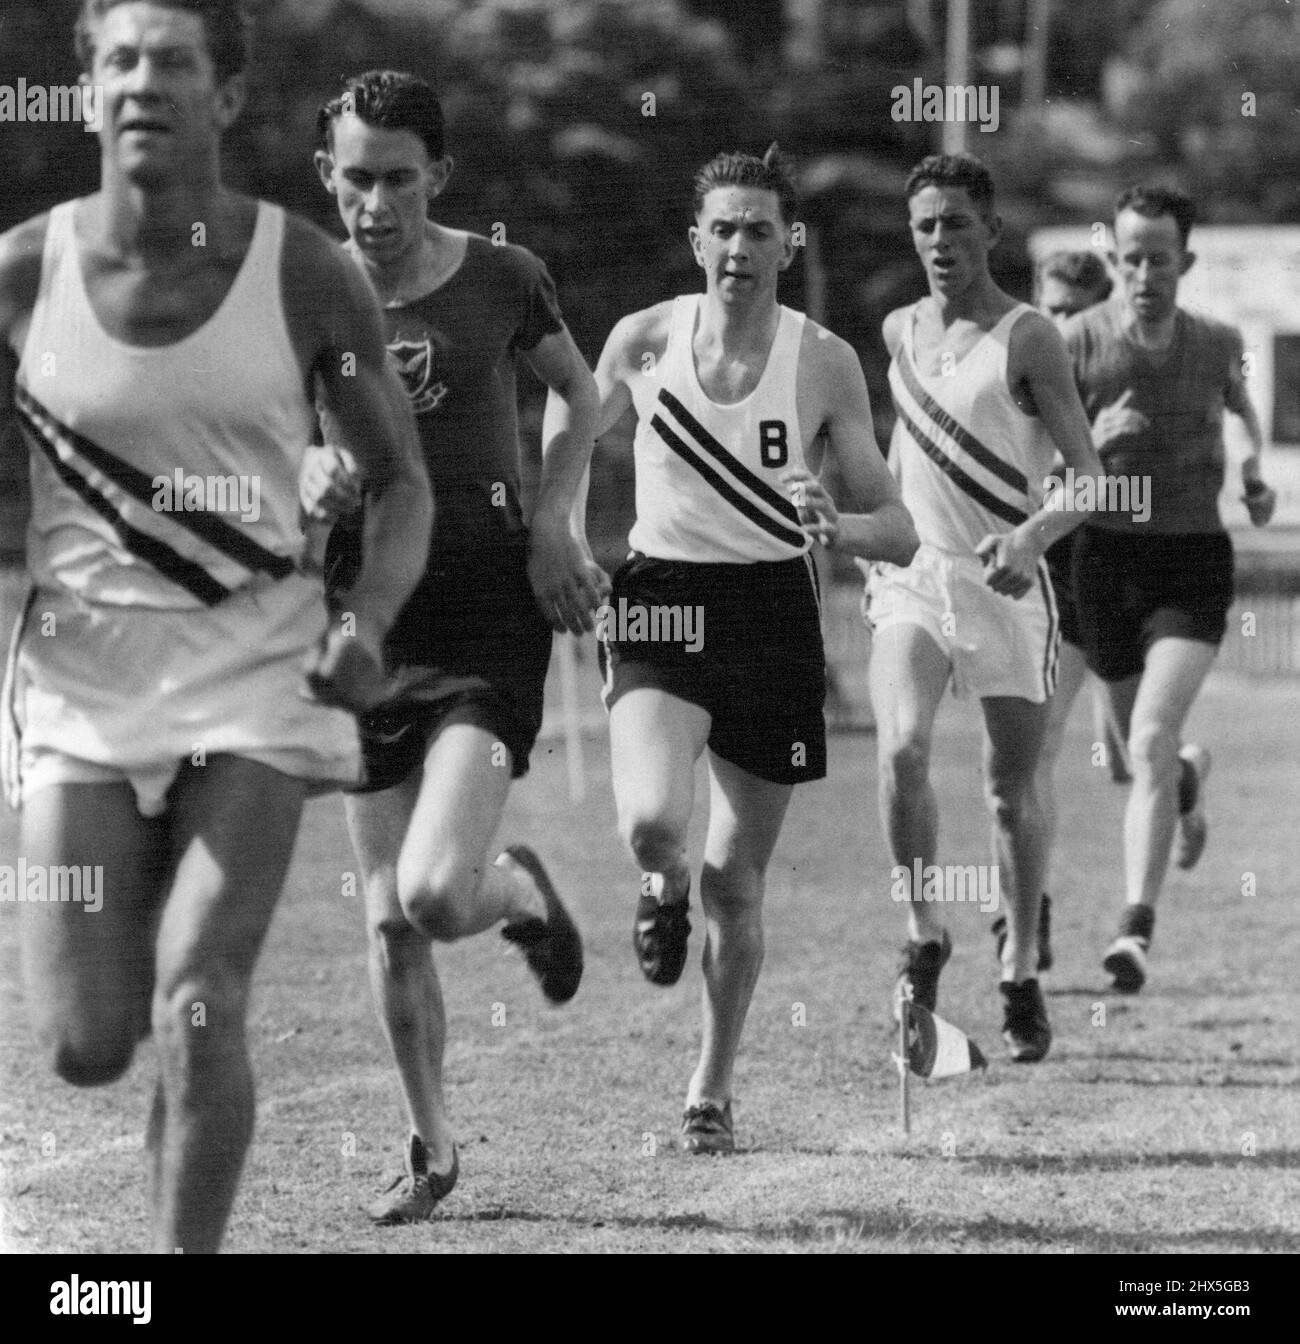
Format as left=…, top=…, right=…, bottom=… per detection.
left=598, top=551, right=827, bottom=786
left=1044, top=531, right=1082, bottom=650
left=1073, top=526, right=1234, bottom=682
left=344, top=539, right=552, bottom=792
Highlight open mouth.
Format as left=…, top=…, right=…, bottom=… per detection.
left=120, top=119, right=172, bottom=136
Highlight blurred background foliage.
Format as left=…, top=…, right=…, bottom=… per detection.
left=2, top=0, right=1297, bottom=558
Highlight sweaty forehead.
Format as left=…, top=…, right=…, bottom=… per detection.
left=328, top=113, right=431, bottom=172
left=698, top=187, right=782, bottom=225
left=93, top=2, right=209, bottom=53
left=908, top=184, right=982, bottom=221
left=1114, top=208, right=1182, bottom=251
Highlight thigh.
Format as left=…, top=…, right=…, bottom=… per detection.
left=152, top=757, right=306, bottom=1001
left=702, top=753, right=794, bottom=883
left=609, top=687, right=711, bottom=830
left=396, top=721, right=514, bottom=886
left=18, top=781, right=170, bottom=1046
left=868, top=621, right=950, bottom=753
left=981, top=696, right=1049, bottom=793
left=1128, top=637, right=1218, bottom=741
left=1042, top=639, right=1088, bottom=761
left=344, top=773, right=420, bottom=921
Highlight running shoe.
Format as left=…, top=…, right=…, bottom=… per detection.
left=365, top=1134, right=458, bottom=1225
left=679, top=1101, right=734, bottom=1155
left=499, top=845, right=583, bottom=1004
left=999, top=979, right=1052, bottom=1063
left=1173, top=744, right=1211, bottom=870
left=893, top=928, right=952, bottom=1018
left=634, top=876, right=691, bottom=986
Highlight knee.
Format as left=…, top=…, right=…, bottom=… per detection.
left=49, top=1033, right=135, bottom=1088
left=396, top=861, right=481, bottom=942
left=366, top=906, right=428, bottom=973
left=880, top=737, right=931, bottom=800
left=1127, top=721, right=1179, bottom=778
left=619, top=810, right=684, bottom=873
left=150, top=975, right=245, bottom=1079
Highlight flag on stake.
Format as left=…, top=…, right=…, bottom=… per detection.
left=906, top=1002, right=987, bottom=1079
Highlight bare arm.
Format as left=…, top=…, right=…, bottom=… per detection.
left=527, top=325, right=608, bottom=632
left=0, top=219, right=44, bottom=556
left=784, top=333, right=917, bottom=565
left=983, top=314, right=1106, bottom=597
left=286, top=224, right=432, bottom=704
left=1224, top=349, right=1275, bottom=525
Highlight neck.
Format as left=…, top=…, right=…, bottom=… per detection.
left=928, top=271, right=999, bottom=324
left=697, top=287, right=780, bottom=351
left=353, top=220, right=460, bottom=303
left=99, top=166, right=225, bottom=259
left=1123, top=304, right=1177, bottom=347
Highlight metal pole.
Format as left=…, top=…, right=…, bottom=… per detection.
left=943, top=0, right=971, bottom=155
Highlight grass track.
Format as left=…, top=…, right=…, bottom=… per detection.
left=2, top=664, right=1298, bottom=1254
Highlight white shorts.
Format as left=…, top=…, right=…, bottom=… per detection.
left=4, top=574, right=361, bottom=817
left=861, top=544, right=1059, bottom=703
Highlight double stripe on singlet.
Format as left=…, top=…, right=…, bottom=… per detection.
left=16, top=385, right=294, bottom=606
left=649, top=388, right=806, bottom=551
left=893, top=346, right=1030, bottom=526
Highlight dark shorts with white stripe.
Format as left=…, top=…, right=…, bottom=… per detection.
left=1074, top=526, right=1234, bottom=682
left=1044, top=531, right=1082, bottom=651
left=598, top=551, right=827, bottom=786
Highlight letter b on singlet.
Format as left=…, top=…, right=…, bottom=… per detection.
left=759, top=420, right=788, bottom=468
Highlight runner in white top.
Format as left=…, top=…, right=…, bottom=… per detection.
left=870, top=153, right=1104, bottom=1063
left=0, top=0, right=429, bottom=1253
left=583, top=147, right=917, bottom=1154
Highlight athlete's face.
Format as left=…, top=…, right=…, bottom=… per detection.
left=316, top=114, right=452, bottom=269
left=907, top=184, right=999, bottom=299
left=1037, top=276, right=1107, bottom=331
left=86, top=2, right=244, bottom=187
left=690, top=187, right=794, bottom=304
left=1111, top=208, right=1193, bottom=325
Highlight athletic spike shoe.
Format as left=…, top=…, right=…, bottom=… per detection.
left=679, top=1101, right=734, bottom=1155
left=999, top=979, right=1052, bottom=1063
left=634, top=876, right=691, bottom=987
left=365, top=1133, right=458, bottom=1225
left=893, top=928, right=952, bottom=1019
left=990, top=894, right=1053, bottom=973
left=1103, top=904, right=1154, bottom=994
left=499, top=846, right=583, bottom=1004
left=1173, top=744, right=1211, bottom=870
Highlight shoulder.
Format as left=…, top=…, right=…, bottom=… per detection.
left=280, top=209, right=361, bottom=288
left=882, top=303, right=914, bottom=358
left=279, top=210, right=382, bottom=337
left=469, top=234, right=552, bottom=285
left=602, top=300, right=674, bottom=369
left=1006, top=305, right=1058, bottom=349
left=0, top=211, right=53, bottom=347
left=798, top=316, right=862, bottom=387
left=1184, top=307, right=1242, bottom=355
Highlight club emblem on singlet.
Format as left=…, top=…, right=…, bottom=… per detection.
left=387, top=336, right=449, bottom=414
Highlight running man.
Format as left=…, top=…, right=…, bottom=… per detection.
left=991, top=248, right=1122, bottom=973
left=586, top=148, right=918, bottom=1153
left=0, top=1, right=430, bottom=1253
left=869, top=154, right=1105, bottom=1062
left=306, top=70, right=604, bottom=1222
left=1067, top=185, right=1276, bottom=994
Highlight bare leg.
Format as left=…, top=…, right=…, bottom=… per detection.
left=687, top=755, right=791, bottom=1108
left=149, top=756, right=306, bottom=1253
left=981, top=696, right=1049, bottom=984
left=867, top=623, right=951, bottom=943
left=1036, top=638, right=1088, bottom=898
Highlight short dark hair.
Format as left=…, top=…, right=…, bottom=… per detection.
left=75, top=0, right=251, bottom=82
left=1114, top=184, right=1195, bottom=249
left=692, top=145, right=798, bottom=226
left=905, top=153, right=996, bottom=214
left=316, top=70, right=445, bottom=163
left=1036, top=249, right=1112, bottom=301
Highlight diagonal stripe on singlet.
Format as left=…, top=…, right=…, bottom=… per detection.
left=896, top=347, right=1028, bottom=495
left=650, top=414, right=807, bottom=550
left=16, top=407, right=231, bottom=607
left=657, top=388, right=801, bottom=527
left=15, top=385, right=294, bottom=580
left=894, top=400, right=1028, bottom=527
